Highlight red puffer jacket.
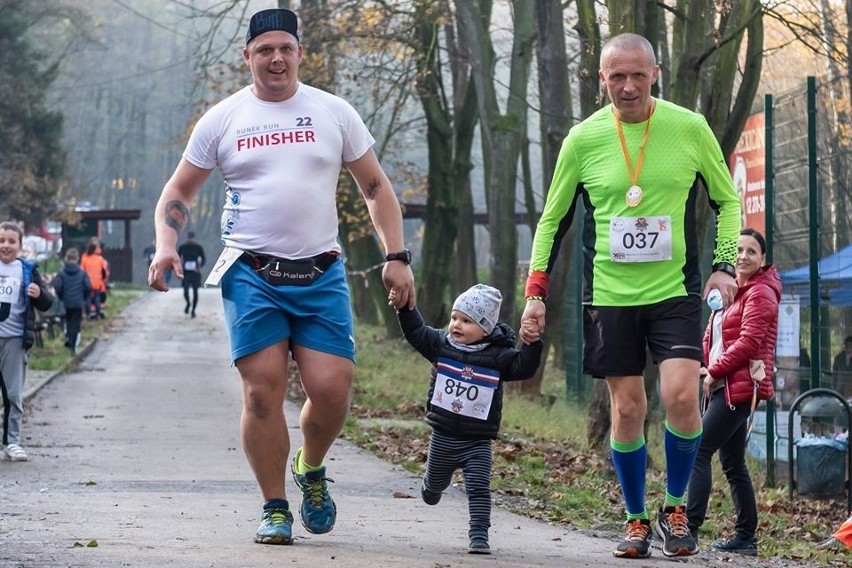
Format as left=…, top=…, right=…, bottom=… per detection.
left=703, top=265, right=782, bottom=405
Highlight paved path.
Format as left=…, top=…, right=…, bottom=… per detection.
left=2, top=288, right=790, bottom=567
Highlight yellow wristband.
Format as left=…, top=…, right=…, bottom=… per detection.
left=526, top=295, right=546, bottom=303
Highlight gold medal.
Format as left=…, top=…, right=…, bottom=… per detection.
left=615, top=102, right=653, bottom=209
left=626, top=185, right=643, bottom=207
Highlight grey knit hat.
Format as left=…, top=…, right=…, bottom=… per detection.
left=452, top=284, right=502, bottom=334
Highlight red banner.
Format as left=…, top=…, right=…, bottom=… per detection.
left=728, top=113, right=766, bottom=234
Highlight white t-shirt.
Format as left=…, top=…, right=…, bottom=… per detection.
left=0, top=260, right=25, bottom=338
left=184, top=83, right=375, bottom=258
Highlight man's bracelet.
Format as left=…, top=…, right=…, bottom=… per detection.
left=526, top=295, right=546, bottom=303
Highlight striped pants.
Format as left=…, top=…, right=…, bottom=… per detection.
left=423, top=431, right=492, bottom=539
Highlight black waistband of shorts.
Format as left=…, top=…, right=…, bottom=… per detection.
left=239, top=250, right=339, bottom=271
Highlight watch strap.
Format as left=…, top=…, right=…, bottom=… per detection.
left=385, top=249, right=411, bottom=265
left=712, top=262, right=736, bottom=278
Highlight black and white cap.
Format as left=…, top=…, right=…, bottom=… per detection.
left=452, top=284, right=502, bottom=334
left=246, top=8, right=299, bottom=44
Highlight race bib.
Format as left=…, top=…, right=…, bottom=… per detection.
left=609, top=216, right=673, bottom=263
left=430, top=358, right=499, bottom=421
left=184, top=260, right=198, bottom=271
left=204, top=247, right=243, bottom=287
left=0, top=275, right=22, bottom=303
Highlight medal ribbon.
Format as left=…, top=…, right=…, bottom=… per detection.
left=615, top=108, right=653, bottom=189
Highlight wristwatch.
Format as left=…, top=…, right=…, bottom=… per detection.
left=712, top=262, right=736, bottom=278
left=385, top=249, right=412, bottom=265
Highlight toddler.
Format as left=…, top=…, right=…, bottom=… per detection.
left=395, top=283, right=542, bottom=554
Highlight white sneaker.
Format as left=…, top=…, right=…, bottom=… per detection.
left=5, top=444, right=28, bottom=461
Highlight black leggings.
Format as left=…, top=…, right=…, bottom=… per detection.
left=423, top=431, right=493, bottom=539
left=686, top=390, right=757, bottom=539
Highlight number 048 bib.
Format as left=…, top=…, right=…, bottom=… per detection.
left=609, top=215, right=672, bottom=263
left=431, top=358, right=500, bottom=421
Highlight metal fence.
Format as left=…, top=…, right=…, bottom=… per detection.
left=750, top=75, right=852, bottom=485
left=770, top=75, right=852, bottom=402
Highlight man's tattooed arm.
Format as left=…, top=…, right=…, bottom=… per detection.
left=364, top=177, right=382, bottom=200
left=164, top=200, right=189, bottom=236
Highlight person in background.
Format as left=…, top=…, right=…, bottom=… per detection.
left=147, top=8, right=414, bottom=546
left=51, top=248, right=92, bottom=354
left=0, top=221, right=54, bottom=461
left=519, top=32, right=741, bottom=559
left=394, top=284, right=542, bottom=555
left=831, top=335, right=852, bottom=397
left=685, top=228, right=780, bottom=556
left=80, top=242, right=109, bottom=319
left=177, top=232, right=206, bottom=318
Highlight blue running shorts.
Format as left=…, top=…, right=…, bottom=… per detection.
left=220, top=256, right=355, bottom=363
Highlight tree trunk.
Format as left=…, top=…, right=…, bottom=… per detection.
left=586, top=380, right=611, bottom=452
left=456, top=0, right=534, bottom=322
left=414, top=5, right=461, bottom=326
left=669, top=0, right=711, bottom=109
left=447, top=16, right=479, bottom=301
left=525, top=0, right=572, bottom=392
left=451, top=23, right=480, bottom=313
left=819, top=0, right=850, bottom=254
left=848, top=0, right=852, bottom=107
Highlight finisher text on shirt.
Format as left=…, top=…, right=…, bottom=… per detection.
left=236, top=129, right=316, bottom=151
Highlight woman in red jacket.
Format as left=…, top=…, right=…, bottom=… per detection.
left=685, top=228, right=781, bottom=556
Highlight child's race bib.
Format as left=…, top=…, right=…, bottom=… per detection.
left=431, top=358, right=500, bottom=421
left=0, top=275, right=22, bottom=303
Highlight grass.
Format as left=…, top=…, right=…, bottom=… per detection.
left=345, top=320, right=852, bottom=567
left=28, top=284, right=145, bottom=371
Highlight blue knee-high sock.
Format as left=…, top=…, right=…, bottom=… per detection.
left=611, top=436, right=647, bottom=520
left=664, top=422, right=702, bottom=507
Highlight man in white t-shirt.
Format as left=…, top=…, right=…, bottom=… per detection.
left=148, top=8, right=415, bottom=546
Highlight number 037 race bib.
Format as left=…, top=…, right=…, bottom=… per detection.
left=609, top=215, right=673, bottom=263
left=431, top=358, right=500, bottom=421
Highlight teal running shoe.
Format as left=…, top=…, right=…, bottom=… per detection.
left=292, top=449, right=337, bottom=534
left=254, top=501, right=293, bottom=545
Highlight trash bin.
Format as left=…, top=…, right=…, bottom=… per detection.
left=795, top=437, right=847, bottom=497
left=788, top=388, right=852, bottom=513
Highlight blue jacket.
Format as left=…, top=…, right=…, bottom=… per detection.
left=18, top=258, right=54, bottom=350
left=53, top=262, right=92, bottom=310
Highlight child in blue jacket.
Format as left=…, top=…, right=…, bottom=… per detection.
left=0, top=222, right=53, bottom=461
